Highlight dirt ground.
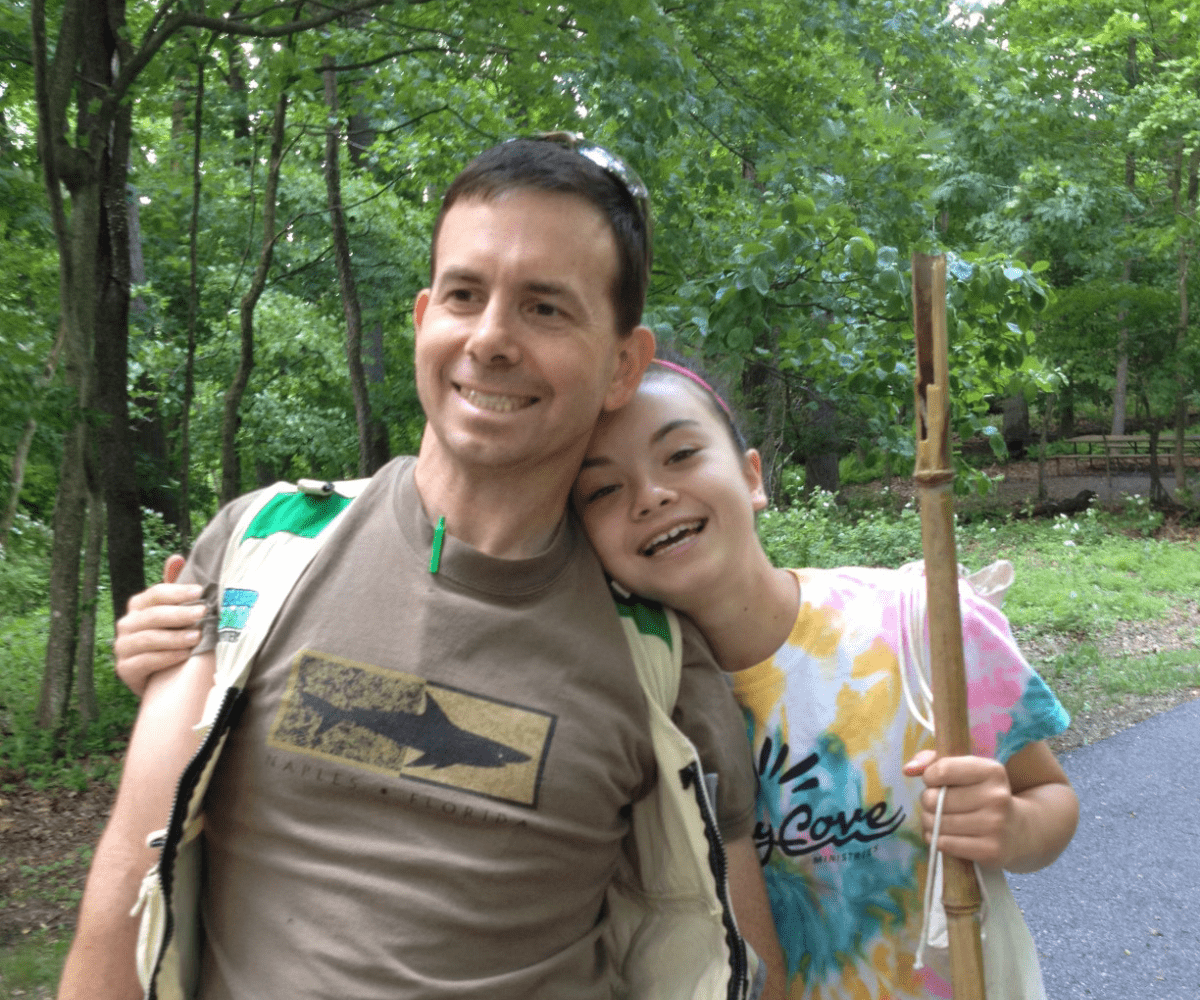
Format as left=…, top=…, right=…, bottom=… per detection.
left=2, top=461, right=1198, bottom=951
left=0, top=772, right=114, bottom=944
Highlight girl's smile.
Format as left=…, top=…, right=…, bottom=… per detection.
left=639, top=518, right=707, bottom=557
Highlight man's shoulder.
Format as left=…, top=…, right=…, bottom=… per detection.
left=191, top=458, right=415, bottom=565
left=674, top=611, right=716, bottom=667
left=219, top=456, right=416, bottom=534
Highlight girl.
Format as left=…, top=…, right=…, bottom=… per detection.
left=117, top=360, right=1078, bottom=999
left=571, top=361, right=1078, bottom=999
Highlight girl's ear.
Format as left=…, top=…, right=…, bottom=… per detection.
left=743, top=448, right=768, bottom=512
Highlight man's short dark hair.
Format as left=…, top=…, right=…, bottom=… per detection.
left=430, top=139, right=651, bottom=336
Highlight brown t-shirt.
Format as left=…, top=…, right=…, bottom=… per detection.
left=180, top=457, right=755, bottom=999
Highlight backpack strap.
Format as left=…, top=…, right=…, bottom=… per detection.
left=136, top=478, right=368, bottom=1000
left=606, top=592, right=759, bottom=1000
left=613, top=593, right=683, bottom=716
left=203, top=479, right=371, bottom=714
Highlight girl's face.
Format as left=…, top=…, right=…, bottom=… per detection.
left=572, top=376, right=767, bottom=606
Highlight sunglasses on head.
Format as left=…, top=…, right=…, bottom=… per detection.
left=522, top=130, right=652, bottom=245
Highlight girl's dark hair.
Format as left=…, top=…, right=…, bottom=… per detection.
left=642, top=353, right=748, bottom=453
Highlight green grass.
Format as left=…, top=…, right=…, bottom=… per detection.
left=1036, top=644, right=1200, bottom=717
left=1, top=847, right=94, bottom=915
left=0, top=929, right=69, bottom=996
left=758, top=487, right=1200, bottom=722
left=956, top=506, right=1200, bottom=637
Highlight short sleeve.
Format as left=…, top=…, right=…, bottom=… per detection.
left=671, top=614, right=758, bottom=841
left=960, top=581, right=1070, bottom=763
left=176, top=492, right=261, bottom=654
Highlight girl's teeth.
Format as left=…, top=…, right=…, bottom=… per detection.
left=643, top=520, right=704, bottom=556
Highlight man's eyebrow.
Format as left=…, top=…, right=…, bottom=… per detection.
left=525, top=280, right=587, bottom=314
left=435, top=266, right=483, bottom=287
left=651, top=419, right=700, bottom=444
left=524, top=281, right=569, bottom=296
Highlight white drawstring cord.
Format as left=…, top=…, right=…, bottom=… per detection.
left=898, top=571, right=942, bottom=972
left=913, top=784, right=948, bottom=971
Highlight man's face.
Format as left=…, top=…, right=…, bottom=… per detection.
left=413, top=189, right=649, bottom=480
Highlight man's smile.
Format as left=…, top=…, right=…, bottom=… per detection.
left=456, top=384, right=539, bottom=413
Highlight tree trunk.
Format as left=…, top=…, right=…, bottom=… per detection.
left=221, top=91, right=288, bottom=505
left=1112, top=257, right=1132, bottom=436
left=324, top=57, right=374, bottom=477
left=741, top=329, right=785, bottom=504
left=1147, top=420, right=1168, bottom=503
left=33, top=0, right=118, bottom=725
left=30, top=0, right=386, bottom=728
left=180, top=45, right=206, bottom=546
left=1173, top=237, right=1191, bottom=496
left=1036, top=393, right=1053, bottom=502
left=366, top=322, right=390, bottom=470
left=1111, top=342, right=1129, bottom=437
left=1171, top=149, right=1198, bottom=497
left=3, top=324, right=68, bottom=545
left=95, top=156, right=146, bottom=620
left=1003, top=394, right=1030, bottom=459
left=1112, top=74, right=1137, bottom=436
left=803, top=396, right=840, bottom=496
left=1059, top=381, right=1075, bottom=439
left=75, top=484, right=105, bottom=728
left=2, top=419, right=38, bottom=546
left=38, top=422, right=88, bottom=727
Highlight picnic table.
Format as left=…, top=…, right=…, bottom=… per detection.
left=1060, top=434, right=1200, bottom=477
left=1063, top=433, right=1200, bottom=458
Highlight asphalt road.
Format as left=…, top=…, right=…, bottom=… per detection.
left=1008, top=696, right=1200, bottom=998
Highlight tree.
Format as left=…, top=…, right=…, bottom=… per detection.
left=29, top=0, right=390, bottom=725
left=323, top=55, right=379, bottom=477
left=968, top=0, right=1200, bottom=489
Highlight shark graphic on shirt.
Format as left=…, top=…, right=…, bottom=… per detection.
left=267, top=649, right=555, bottom=807
left=299, top=688, right=530, bottom=769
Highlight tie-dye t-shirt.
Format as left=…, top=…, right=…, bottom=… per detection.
left=729, top=566, right=1069, bottom=1000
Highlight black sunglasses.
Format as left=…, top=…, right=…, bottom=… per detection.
left=522, top=131, right=652, bottom=245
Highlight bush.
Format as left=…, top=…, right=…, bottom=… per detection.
left=0, top=514, right=141, bottom=791
left=758, top=489, right=924, bottom=570
left=0, top=513, right=54, bottom=616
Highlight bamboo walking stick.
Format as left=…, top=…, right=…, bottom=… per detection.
left=911, top=253, right=987, bottom=1000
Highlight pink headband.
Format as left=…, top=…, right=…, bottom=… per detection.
left=649, top=359, right=733, bottom=418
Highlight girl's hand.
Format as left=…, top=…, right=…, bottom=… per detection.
left=903, top=749, right=1018, bottom=868
left=114, top=554, right=205, bottom=697
left=904, top=742, right=1079, bottom=873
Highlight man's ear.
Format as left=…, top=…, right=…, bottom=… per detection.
left=743, top=448, right=768, bottom=512
left=602, top=325, right=656, bottom=412
left=412, top=288, right=432, bottom=338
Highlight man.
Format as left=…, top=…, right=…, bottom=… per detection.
left=59, top=137, right=783, bottom=999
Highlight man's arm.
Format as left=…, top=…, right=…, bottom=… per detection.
left=726, top=835, right=786, bottom=1000
left=57, top=649, right=215, bottom=1000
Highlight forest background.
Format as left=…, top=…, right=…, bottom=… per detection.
left=2, top=0, right=1200, bottom=986
left=3, top=0, right=1200, bottom=824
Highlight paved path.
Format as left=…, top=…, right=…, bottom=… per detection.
left=1008, top=697, right=1200, bottom=998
